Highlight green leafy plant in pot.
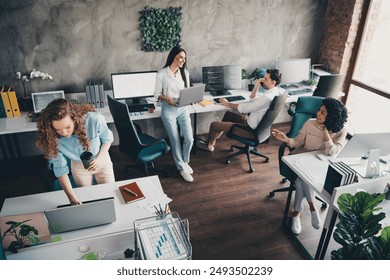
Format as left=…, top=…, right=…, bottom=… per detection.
left=247, top=68, right=265, bottom=91
left=1, top=219, right=40, bottom=253
left=331, top=191, right=390, bottom=260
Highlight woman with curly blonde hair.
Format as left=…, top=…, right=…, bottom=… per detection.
left=36, top=98, right=115, bottom=204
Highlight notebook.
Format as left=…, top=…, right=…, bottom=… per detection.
left=44, top=197, right=116, bottom=233
left=119, top=181, right=145, bottom=204
left=177, top=84, right=205, bottom=107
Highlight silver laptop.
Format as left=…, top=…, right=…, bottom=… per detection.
left=31, top=90, right=65, bottom=114
left=44, top=197, right=116, bottom=233
left=177, top=84, right=205, bottom=107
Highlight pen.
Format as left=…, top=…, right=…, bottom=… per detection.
left=154, top=205, right=161, bottom=215
left=124, top=187, right=137, bottom=197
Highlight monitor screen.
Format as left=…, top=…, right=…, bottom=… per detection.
left=111, top=71, right=157, bottom=103
left=337, top=132, right=390, bottom=158
left=202, top=65, right=242, bottom=96
left=275, top=58, right=311, bottom=85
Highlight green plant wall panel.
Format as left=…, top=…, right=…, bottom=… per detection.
left=139, top=6, right=182, bottom=52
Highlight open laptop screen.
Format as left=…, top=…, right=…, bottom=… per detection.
left=31, top=90, right=65, bottom=114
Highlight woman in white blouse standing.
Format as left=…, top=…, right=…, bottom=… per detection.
left=154, top=46, right=194, bottom=182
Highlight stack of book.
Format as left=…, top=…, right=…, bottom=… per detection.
left=85, top=80, right=105, bottom=108
left=324, top=161, right=357, bottom=195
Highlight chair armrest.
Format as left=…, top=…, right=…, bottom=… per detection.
left=278, top=143, right=297, bottom=181
left=287, top=102, right=297, bottom=116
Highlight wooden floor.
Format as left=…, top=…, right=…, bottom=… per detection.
left=0, top=122, right=336, bottom=260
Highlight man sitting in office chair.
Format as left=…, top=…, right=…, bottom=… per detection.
left=196, top=69, right=282, bottom=152
left=272, top=98, right=348, bottom=234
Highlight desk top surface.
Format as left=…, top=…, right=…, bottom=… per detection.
left=0, top=87, right=302, bottom=136
left=0, top=175, right=165, bottom=244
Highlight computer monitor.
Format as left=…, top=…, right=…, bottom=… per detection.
left=111, top=71, right=157, bottom=105
left=275, top=58, right=311, bottom=87
left=202, top=65, right=242, bottom=96
left=337, top=132, right=390, bottom=158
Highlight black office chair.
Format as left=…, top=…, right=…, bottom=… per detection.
left=224, top=94, right=288, bottom=172
left=269, top=96, right=327, bottom=209
left=107, top=96, right=170, bottom=178
left=312, top=74, right=343, bottom=98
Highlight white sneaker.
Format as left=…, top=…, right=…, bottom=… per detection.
left=183, top=162, right=193, bottom=174
left=291, top=216, right=302, bottom=235
left=311, top=210, right=322, bottom=229
left=180, top=170, right=193, bottom=182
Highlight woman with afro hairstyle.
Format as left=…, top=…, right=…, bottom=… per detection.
left=272, top=97, right=348, bottom=234
left=36, top=99, right=115, bottom=204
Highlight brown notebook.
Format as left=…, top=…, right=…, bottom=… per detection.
left=119, top=182, right=145, bottom=204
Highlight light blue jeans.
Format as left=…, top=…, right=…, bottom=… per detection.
left=293, top=177, right=315, bottom=212
left=160, top=102, right=193, bottom=171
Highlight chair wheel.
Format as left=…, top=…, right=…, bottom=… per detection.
left=269, top=191, right=275, bottom=197
left=264, top=158, right=269, bottom=163
left=321, top=203, right=327, bottom=210
left=249, top=168, right=254, bottom=173
left=230, top=147, right=234, bottom=152
left=225, top=160, right=230, bottom=164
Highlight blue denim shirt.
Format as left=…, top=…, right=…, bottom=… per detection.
left=49, top=112, right=113, bottom=177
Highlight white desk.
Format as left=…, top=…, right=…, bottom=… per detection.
left=282, top=151, right=390, bottom=259
left=0, top=175, right=168, bottom=260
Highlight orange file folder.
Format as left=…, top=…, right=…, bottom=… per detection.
left=1, top=86, right=13, bottom=118
left=7, top=86, right=21, bottom=117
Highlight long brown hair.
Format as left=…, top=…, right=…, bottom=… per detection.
left=36, top=99, right=96, bottom=159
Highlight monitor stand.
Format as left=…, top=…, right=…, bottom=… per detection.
left=125, top=98, right=149, bottom=112
left=209, top=90, right=232, bottom=96
left=125, top=97, right=148, bottom=106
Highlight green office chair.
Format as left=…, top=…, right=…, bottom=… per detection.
left=269, top=96, right=327, bottom=209
left=225, top=94, right=288, bottom=172
left=107, top=96, right=170, bottom=178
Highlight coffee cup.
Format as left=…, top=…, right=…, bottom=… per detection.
left=80, top=151, right=94, bottom=169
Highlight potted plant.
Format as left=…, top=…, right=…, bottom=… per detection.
left=331, top=191, right=390, bottom=259
left=1, top=219, right=40, bottom=253
left=16, top=69, right=53, bottom=112
left=247, top=68, right=265, bottom=91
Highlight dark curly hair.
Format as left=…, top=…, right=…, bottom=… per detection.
left=322, top=97, right=348, bottom=133
left=36, top=98, right=96, bottom=159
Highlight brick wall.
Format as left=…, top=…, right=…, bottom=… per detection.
left=318, top=0, right=365, bottom=82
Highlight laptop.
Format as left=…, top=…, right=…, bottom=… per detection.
left=31, top=90, right=65, bottom=120
left=177, top=84, right=205, bottom=107
left=44, top=197, right=116, bottom=233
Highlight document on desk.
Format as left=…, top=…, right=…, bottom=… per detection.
left=293, top=156, right=328, bottom=184
left=136, top=179, right=172, bottom=215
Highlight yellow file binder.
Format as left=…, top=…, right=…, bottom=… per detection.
left=7, top=86, right=21, bottom=117
left=1, top=86, right=13, bottom=118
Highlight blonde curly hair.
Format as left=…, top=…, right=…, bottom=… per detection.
left=36, top=99, right=96, bottom=159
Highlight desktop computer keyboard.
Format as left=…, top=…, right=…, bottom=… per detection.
left=214, top=95, right=246, bottom=103
left=288, top=88, right=312, bottom=95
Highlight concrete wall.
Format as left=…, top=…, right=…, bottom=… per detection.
left=0, top=0, right=327, bottom=96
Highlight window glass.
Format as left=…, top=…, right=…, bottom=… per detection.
left=346, top=85, right=390, bottom=134
left=353, top=0, right=390, bottom=93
